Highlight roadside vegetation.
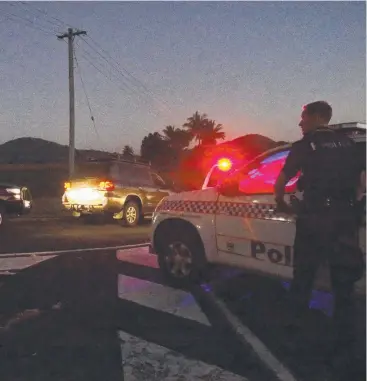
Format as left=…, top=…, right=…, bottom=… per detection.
left=0, top=111, right=287, bottom=197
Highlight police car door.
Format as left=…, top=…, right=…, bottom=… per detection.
left=215, top=147, right=301, bottom=279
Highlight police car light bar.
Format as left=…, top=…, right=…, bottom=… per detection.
left=329, top=122, right=366, bottom=130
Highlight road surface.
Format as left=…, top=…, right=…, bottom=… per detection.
left=0, top=220, right=365, bottom=381
left=1, top=218, right=150, bottom=254
left=0, top=245, right=276, bottom=381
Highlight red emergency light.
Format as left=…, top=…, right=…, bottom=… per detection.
left=217, top=158, right=233, bottom=172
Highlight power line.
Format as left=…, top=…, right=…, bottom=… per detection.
left=75, top=43, right=134, bottom=96
left=86, top=35, right=171, bottom=111
left=2, top=12, right=56, bottom=37
left=4, top=3, right=59, bottom=34
left=77, top=50, right=162, bottom=123
left=17, top=1, right=64, bottom=32
left=6, top=0, right=172, bottom=116
left=19, top=1, right=75, bottom=30
left=7, top=0, right=172, bottom=115
left=76, top=40, right=166, bottom=121
left=76, top=51, right=155, bottom=138
left=78, top=37, right=154, bottom=102
left=79, top=36, right=170, bottom=114
left=74, top=49, right=103, bottom=143
left=85, top=35, right=171, bottom=113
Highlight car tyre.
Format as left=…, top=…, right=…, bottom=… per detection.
left=157, top=226, right=207, bottom=286
left=122, top=201, right=140, bottom=227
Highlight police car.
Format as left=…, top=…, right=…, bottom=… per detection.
left=150, top=123, right=366, bottom=294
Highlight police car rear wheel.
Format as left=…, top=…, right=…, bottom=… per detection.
left=157, top=229, right=206, bottom=285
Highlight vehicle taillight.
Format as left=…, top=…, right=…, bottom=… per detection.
left=217, top=158, right=232, bottom=172
left=99, top=180, right=115, bottom=191
left=64, top=182, right=71, bottom=190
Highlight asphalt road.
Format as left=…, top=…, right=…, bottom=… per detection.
left=0, top=219, right=365, bottom=381
left=1, top=218, right=150, bottom=253
left=0, top=246, right=276, bottom=381
left=210, top=272, right=366, bottom=381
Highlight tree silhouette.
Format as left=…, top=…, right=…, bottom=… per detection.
left=140, top=132, right=167, bottom=166
left=183, top=112, right=225, bottom=147
left=201, top=119, right=226, bottom=146
left=162, top=125, right=192, bottom=151
left=183, top=111, right=208, bottom=145
left=122, top=145, right=134, bottom=159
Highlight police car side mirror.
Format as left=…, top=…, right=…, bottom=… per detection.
left=217, top=180, right=241, bottom=197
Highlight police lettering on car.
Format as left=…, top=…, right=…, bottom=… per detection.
left=251, top=241, right=292, bottom=267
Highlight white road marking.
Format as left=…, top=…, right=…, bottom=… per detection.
left=0, top=242, right=149, bottom=257
left=0, top=243, right=149, bottom=274
left=0, top=255, right=56, bottom=272
left=117, top=247, right=299, bottom=381
left=118, top=331, right=248, bottom=381
left=116, top=246, right=158, bottom=268
left=118, top=274, right=211, bottom=326
left=208, top=293, right=298, bottom=381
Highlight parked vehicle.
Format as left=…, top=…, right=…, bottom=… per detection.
left=0, top=183, right=33, bottom=228
left=150, top=123, right=366, bottom=295
left=62, top=158, right=174, bottom=226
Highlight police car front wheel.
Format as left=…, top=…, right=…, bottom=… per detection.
left=157, top=229, right=207, bottom=284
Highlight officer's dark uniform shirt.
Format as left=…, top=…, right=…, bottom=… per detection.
left=282, top=127, right=360, bottom=206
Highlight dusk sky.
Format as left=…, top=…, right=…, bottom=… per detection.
left=0, top=1, right=365, bottom=153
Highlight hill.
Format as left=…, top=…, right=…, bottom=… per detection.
left=0, top=137, right=113, bottom=164
left=0, top=134, right=288, bottom=165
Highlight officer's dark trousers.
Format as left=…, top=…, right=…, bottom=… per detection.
left=289, top=209, right=362, bottom=346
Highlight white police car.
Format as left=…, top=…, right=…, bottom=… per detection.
left=150, top=123, right=366, bottom=294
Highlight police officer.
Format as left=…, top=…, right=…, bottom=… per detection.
left=274, top=101, right=365, bottom=366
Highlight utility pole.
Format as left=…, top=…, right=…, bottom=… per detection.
left=57, top=28, right=87, bottom=178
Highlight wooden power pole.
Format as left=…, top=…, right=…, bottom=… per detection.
left=57, top=28, right=87, bottom=178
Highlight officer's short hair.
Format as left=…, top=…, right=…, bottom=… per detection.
left=303, top=101, right=332, bottom=122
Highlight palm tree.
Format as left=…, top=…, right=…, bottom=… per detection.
left=140, top=132, right=166, bottom=165
left=162, top=125, right=192, bottom=151
left=201, top=119, right=226, bottom=146
left=183, top=111, right=208, bottom=145
left=122, top=145, right=134, bottom=159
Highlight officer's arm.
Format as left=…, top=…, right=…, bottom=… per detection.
left=274, top=141, right=305, bottom=203
left=274, top=172, right=288, bottom=203
left=357, top=170, right=366, bottom=201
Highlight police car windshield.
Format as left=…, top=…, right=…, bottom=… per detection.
left=233, top=147, right=288, bottom=176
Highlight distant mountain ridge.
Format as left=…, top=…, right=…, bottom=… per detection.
left=0, top=134, right=289, bottom=165
left=0, top=137, right=114, bottom=164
